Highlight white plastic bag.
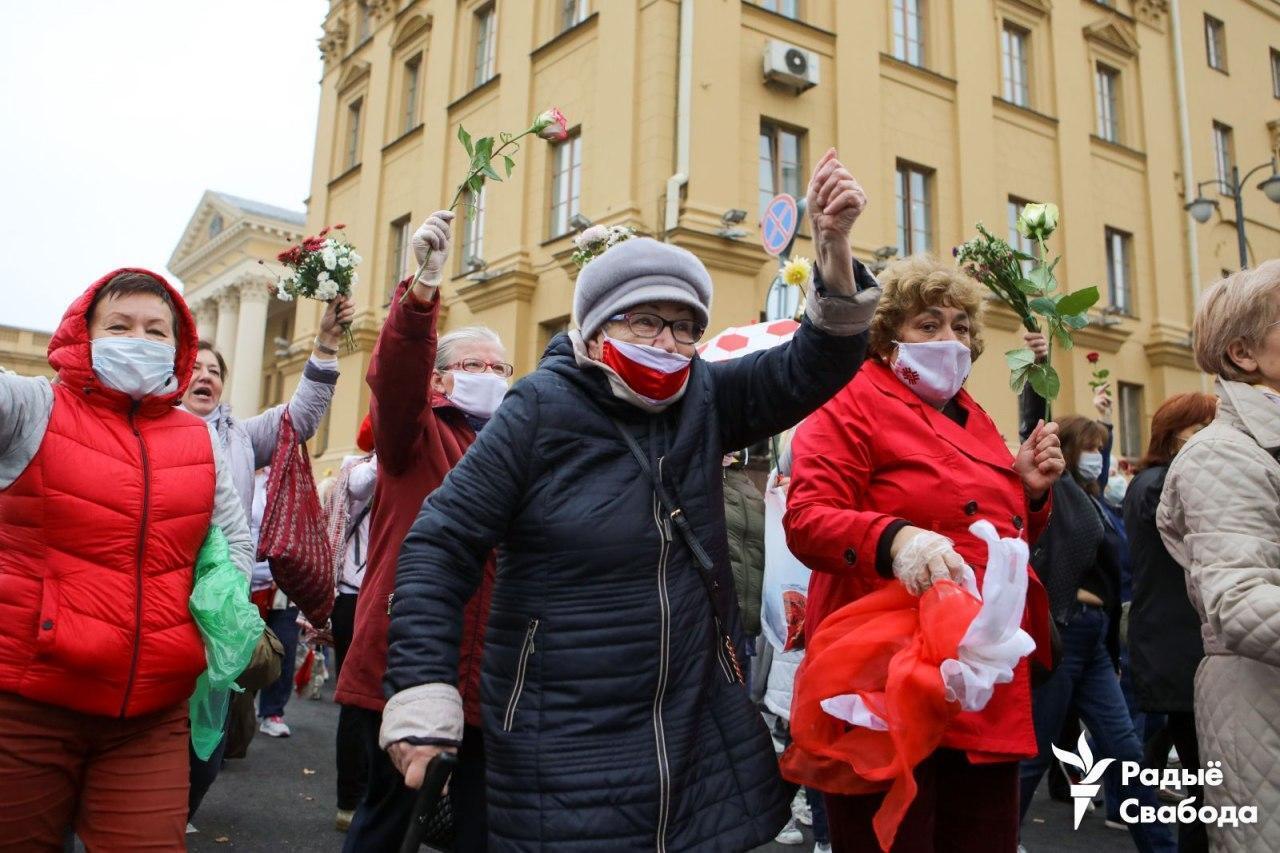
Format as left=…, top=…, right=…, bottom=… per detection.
left=761, top=471, right=812, bottom=653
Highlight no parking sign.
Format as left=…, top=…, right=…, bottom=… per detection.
left=760, top=194, right=798, bottom=257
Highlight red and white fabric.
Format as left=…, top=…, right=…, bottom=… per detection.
left=698, top=319, right=799, bottom=363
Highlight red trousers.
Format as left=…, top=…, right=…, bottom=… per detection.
left=0, top=692, right=189, bottom=852
left=824, top=749, right=1020, bottom=853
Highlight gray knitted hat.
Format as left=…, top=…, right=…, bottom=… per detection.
left=573, top=237, right=713, bottom=340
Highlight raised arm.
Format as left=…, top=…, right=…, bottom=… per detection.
left=206, top=423, right=254, bottom=582
left=367, top=212, right=455, bottom=476
left=378, top=379, right=539, bottom=785
left=0, top=373, right=52, bottom=489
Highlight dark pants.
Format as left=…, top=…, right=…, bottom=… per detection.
left=1019, top=605, right=1176, bottom=853
left=259, top=606, right=300, bottom=719
left=1103, top=645, right=1146, bottom=820
left=332, top=593, right=368, bottom=811
left=825, top=749, right=1019, bottom=852
left=1149, top=711, right=1209, bottom=853
left=188, top=711, right=231, bottom=820
left=808, top=786, right=830, bottom=846
left=343, top=709, right=487, bottom=852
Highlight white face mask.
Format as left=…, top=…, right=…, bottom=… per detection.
left=446, top=371, right=509, bottom=420
left=891, top=340, right=972, bottom=407
left=1104, top=475, right=1128, bottom=507
left=90, top=337, right=177, bottom=400
left=1078, top=451, right=1105, bottom=482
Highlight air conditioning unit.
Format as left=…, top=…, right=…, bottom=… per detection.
left=763, top=40, right=820, bottom=92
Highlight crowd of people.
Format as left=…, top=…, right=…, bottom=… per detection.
left=0, top=148, right=1276, bottom=853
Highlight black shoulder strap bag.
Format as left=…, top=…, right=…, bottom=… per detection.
left=610, top=418, right=745, bottom=686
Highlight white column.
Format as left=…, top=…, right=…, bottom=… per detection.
left=229, top=281, right=272, bottom=417
left=214, top=289, right=240, bottom=363
left=193, top=300, right=218, bottom=343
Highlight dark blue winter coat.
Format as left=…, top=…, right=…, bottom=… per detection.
left=386, top=296, right=871, bottom=851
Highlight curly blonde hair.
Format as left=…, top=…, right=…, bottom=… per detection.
left=868, top=254, right=986, bottom=360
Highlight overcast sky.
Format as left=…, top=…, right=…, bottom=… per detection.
left=0, top=1, right=328, bottom=332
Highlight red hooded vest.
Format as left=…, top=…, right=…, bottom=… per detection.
left=0, top=268, right=215, bottom=718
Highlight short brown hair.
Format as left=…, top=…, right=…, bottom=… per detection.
left=197, top=340, right=227, bottom=379
left=1137, top=392, right=1217, bottom=471
left=88, top=272, right=180, bottom=335
left=869, top=255, right=986, bottom=361
left=1193, top=260, right=1280, bottom=381
left=1057, top=414, right=1110, bottom=495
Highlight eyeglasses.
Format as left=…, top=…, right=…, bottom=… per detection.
left=608, top=312, right=706, bottom=345
left=446, top=358, right=514, bottom=378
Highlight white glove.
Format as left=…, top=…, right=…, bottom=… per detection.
left=411, top=211, right=455, bottom=284
left=892, top=530, right=974, bottom=596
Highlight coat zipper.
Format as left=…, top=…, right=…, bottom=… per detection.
left=651, top=457, right=673, bottom=853
left=120, top=404, right=151, bottom=718
left=502, top=618, right=540, bottom=732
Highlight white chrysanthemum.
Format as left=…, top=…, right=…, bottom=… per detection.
left=350, top=252, right=363, bottom=267
left=338, top=257, right=350, bottom=268
left=322, top=249, right=338, bottom=271
left=350, top=273, right=359, bottom=287
left=315, top=280, right=339, bottom=301
left=276, top=282, right=294, bottom=301
left=317, top=270, right=331, bottom=284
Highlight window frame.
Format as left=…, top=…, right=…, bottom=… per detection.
left=1204, top=14, right=1227, bottom=72
left=387, top=214, right=412, bottom=302
left=401, top=52, right=423, bottom=135
left=1213, top=121, right=1235, bottom=189
left=758, top=121, right=806, bottom=225
left=560, top=0, right=588, bottom=31
left=895, top=160, right=934, bottom=256
left=1001, top=21, right=1031, bottom=108
left=344, top=96, right=364, bottom=170
left=891, top=0, right=925, bottom=67
left=1118, top=381, right=1145, bottom=459
left=472, top=3, right=497, bottom=88
left=1272, top=48, right=1280, bottom=99
left=1094, top=62, right=1122, bottom=144
left=548, top=132, right=582, bottom=239
left=758, top=0, right=799, bottom=19
left=1105, top=226, right=1134, bottom=317
left=460, top=187, right=487, bottom=272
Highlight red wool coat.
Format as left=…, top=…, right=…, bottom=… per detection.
left=334, top=281, right=495, bottom=725
left=0, top=269, right=214, bottom=718
left=785, top=359, right=1053, bottom=761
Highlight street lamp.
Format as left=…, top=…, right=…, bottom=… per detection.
left=1184, top=158, right=1280, bottom=269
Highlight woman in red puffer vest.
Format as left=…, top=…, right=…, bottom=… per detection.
left=0, top=270, right=253, bottom=851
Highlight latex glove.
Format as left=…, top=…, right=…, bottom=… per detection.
left=410, top=210, right=455, bottom=285
left=892, top=529, right=973, bottom=596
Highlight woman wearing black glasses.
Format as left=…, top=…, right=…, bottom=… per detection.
left=381, top=150, right=882, bottom=851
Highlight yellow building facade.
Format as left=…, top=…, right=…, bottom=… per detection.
left=0, top=325, right=55, bottom=379
left=290, top=0, right=1280, bottom=467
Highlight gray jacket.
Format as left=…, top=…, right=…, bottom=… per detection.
left=0, top=373, right=253, bottom=580
left=196, top=357, right=338, bottom=522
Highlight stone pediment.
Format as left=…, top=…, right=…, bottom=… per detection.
left=168, top=191, right=305, bottom=278
left=1084, top=19, right=1140, bottom=56
left=336, top=60, right=372, bottom=93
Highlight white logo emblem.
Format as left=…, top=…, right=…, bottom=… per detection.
left=1052, top=732, right=1116, bottom=830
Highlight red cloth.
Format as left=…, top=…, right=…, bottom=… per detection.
left=0, top=269, right=214, bottom=718
left=356, top=412, right=375, bottom=453
left=334, top=280, right=496, bottom=725
left=782, top=580, right=980, bottom=851
left=784, top=360, right=1052, bottom=760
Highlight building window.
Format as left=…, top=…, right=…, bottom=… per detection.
left=1095, top=63, right=1121, bottom=143
left=473, top=4, right=497, bottom=88
left=357, top=2, right=371, bottom=41
left=1007, top=197, right=1037, bottom=274
left=208, top=213, right=223, bottom=239
left=401, top=54, right=422, bottom=135
left=460, top=188, right=486, bottom=271
left=388, top=215, right=412, bottom=300
left=1118, top=382, right=1145, bottom=459
left=539, top=315, right=571, bottom=353
left=892, top=0, right=925, bottom=66
left=1204, top=14, right=1227, bottom=72
left=1105, top=227, right=1133, bottom=315
left=895, top=161, right=932, bottom=256
left=758, top=0, right=799, bottom=18
left=549, top=133, right=582, bottom=238
left=1001, top=23, right=1031, bottom=107
left=561, top=0, right=587, bottom=30
left=758, top=122, right=804, bottom=218
left=1272, top=48, right=1280, bottom=98
left=1213, top=121, right=1235, bottom=187
left=344, top=97, right=364, bottom=170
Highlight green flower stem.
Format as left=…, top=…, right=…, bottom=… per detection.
left=400, top=127, right=537, bottom=303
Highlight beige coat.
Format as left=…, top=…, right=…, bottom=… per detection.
left=1159, top=379, right=1280, bottom=852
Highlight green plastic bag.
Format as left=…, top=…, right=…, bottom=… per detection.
left=188, top=526, right=266, bottom=760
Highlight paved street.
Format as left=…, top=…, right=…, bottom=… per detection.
left=187, top=687, right=1132, bottom=852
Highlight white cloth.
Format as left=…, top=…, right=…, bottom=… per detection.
left=761, top=470, right=811, bottom=653
left=249, top=469, right=273, bottom=592
left=338, top=454, right=377, bottom=593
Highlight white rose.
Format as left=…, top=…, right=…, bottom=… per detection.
left=338, top=257, right=350, bottom=268
left=350, top=253, right=363, bottom=267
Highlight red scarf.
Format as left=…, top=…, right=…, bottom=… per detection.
left=600, top=337, right=692, bottom=403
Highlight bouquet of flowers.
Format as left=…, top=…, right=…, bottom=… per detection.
left=571, top=224, right=636, bottom=268
left=271, top=225, right=361, bottom=351
left=955, top=203, right=1099, bottom=410
left=405, top=107, right=570, bottom=299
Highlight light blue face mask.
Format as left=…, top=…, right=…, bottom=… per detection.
left=1077, top=450, right=1105, bottom=483
left=1104, top=475, right=1128, bottom=507
left=90, top=337, right=177, bottom=400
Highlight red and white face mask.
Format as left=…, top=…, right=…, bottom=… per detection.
left=600, top=336, right=692, bottom=404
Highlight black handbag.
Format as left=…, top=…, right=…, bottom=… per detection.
left=399, top=753, right=458, bottom=852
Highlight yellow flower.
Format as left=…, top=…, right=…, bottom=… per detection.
left=782, top=256, right=813, bottom=288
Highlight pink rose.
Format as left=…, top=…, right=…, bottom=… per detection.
left=533, top=108, right=569, bottom=142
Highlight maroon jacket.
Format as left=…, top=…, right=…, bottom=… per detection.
left=334, top=280, right=495, bottom=725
